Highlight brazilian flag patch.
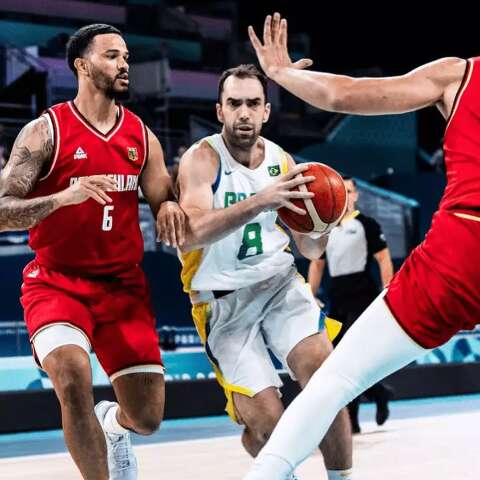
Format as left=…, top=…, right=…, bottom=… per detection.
left=268, top=165, right=281, bottom=176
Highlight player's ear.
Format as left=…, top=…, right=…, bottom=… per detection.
left=216, top=102, right=224, bottom=123
left=74, top=57, right=89, bottom=77
left=263, top=102, right=271, bottom=123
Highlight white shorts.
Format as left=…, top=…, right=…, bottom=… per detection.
left=191, top=266, right=324, bottom=419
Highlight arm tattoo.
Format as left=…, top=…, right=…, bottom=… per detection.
left=0, top=117, right=59, bottom=232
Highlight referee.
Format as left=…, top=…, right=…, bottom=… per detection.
left=308, top=175, right=394, bottom=433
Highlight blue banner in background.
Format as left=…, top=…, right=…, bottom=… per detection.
left=0, top=326, right=480, bottom=392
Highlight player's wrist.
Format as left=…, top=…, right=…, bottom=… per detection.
left=53, top=190, right=70, bottom=208
left=265, top=65, right=281, bottom=80
left=250, top=190, right=269, bottom=211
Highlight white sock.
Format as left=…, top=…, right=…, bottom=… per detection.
left=242, top=293, right=427, bottom=479
left=243, top=454, right=292, bottom=480
left=327, top=469, right=353, bottom=479
left=102, top=404, right=128, bottom=435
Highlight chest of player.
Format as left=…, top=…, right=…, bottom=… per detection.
left=214, top=162, right=282, bottom=209
left=59, top=126, right=143, bottom=175
left=34, top=102, right=147, bottom=194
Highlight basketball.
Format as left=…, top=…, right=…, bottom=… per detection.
left=278, top=162, right=347, bottom=234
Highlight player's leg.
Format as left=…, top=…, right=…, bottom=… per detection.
left=335, top=305, right=368, bottom=434
left=93, top=370, right=164, bottom=479
left=263, top=271, right=352, bottom=479
left=35, top=326, right=108, bottom=480
left=21, top=262, right=108, bottom=480
left=107, top=371, right=165, bottom=435
left=233, top=387, right=285, bottom=457
left=286, top=331, right=352, bottom=477
left=244, top=292, right=428, bottom=480
left=92, top=269, right=164, bottom=479
left=190, top=285, right=286, bottom=458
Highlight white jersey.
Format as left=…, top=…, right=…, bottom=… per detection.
left=181, top=133, right=294, bottom=293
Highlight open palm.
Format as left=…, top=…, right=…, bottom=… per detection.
left=248, top=12, right=313, bottom=77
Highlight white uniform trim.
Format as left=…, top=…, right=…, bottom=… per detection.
left=67, top=101, right=125, bottom=142
left=139, top=120, right=148, bottom=174
left=445, top=58, right=473, bottom=133
left=110, top=364, right=165, bottom=383
left=39, top=111, right=60, bottom=181
left=32, top=323, right=91, bottom=367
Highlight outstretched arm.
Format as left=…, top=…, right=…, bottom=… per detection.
left=249, top=13, right=466, bottom=118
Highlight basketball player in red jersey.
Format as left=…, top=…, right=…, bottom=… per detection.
left=243, top=13, right=477, bottom=479
left=0, top=24, right=184, bottom=480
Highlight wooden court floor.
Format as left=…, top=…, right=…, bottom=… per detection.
left=0, top=410, right=478, bottom=479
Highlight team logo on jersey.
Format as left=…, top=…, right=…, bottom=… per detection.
left=73, top=147, right=87, bottom=160
left=127, top=147, right=138, bottom=162
left=268, top=165, right=281, bottom=176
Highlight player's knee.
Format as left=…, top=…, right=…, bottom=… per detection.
left=128, top=408, right=163, bottom=435
left=131, top=417, right=161, bottom=435
left=43, top=347, right=92, bottom=408
left=248, top=411, right=280, bottom=445
left=54, top=369, right=92, bottom=410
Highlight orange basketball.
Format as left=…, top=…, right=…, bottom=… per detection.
left=278, top=162, right=347, bottom=234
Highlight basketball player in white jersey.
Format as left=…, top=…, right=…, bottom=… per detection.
left=177, top=64, right=353, bottom=480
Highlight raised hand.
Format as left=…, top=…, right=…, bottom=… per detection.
left=248, top=12, right=313, bottom=78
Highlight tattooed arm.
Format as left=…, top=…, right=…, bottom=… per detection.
left=0, top=116, right=117, bottom=232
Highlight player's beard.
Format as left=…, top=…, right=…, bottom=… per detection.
left=224, top=123, right=260, bottom=150
left=91, top=66, right=130, bottom=101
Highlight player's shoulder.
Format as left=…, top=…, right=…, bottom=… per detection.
left=185, top=138, right=219, bottom=162
left=180, top=138, right=219, bottom=180
left=18, top=114, right=51, bottom=143
left=260, top=136, right=292, bottom=168
left=121, top=104, right=144, bottom=125
left=261, top=135, right=286, bottom=155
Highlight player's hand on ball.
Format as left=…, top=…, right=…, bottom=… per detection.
left=248, top=12, right=313, bottom=78
left=256, top=164, right=314, bottom=214
left=156, top=201, right=185, bottom=248
left=57, top=175, right=117, bottom=206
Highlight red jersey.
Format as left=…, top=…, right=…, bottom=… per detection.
left=441, top=57, right=480, bottom=212
left=385, top=57, right=480, bottom=348
left=28, top=101, right=148, bottom=276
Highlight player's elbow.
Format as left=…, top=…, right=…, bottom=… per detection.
left=328, top=86, right=352, bottom=112
left=327, top=78, right=359, bottom=113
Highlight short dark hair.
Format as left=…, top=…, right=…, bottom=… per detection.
left=341, top=174, right=357, bottom=187
left=66, top=24, right=122, bottom=76
left=218, top=64, right=268, bottom=103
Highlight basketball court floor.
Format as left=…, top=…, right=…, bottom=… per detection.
left=1, top=394, right=479, bottom=479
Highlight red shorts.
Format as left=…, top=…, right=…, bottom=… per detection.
left=385, top=210, right=480, bottom=349
left=21, top=260, right=162, bottom=377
